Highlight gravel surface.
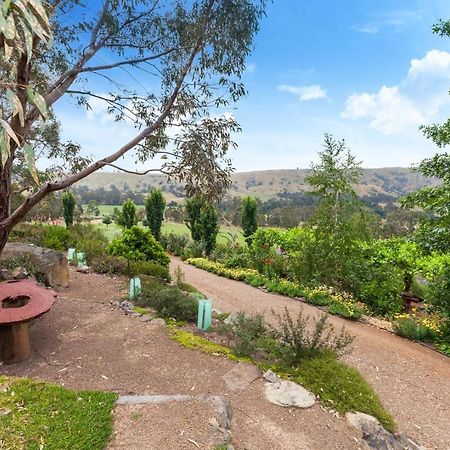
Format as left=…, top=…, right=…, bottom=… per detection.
left=0, top=269, right=362, bottom=450
left=172, top=257, right=450, bottom=449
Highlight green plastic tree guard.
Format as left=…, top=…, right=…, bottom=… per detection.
left=129, top=277, right=141, bottom=301
left=197, top=299, right=213, bottom=331
left=67, top=248, right=76, bottom=261
left=77, top=252, right=86, bottom=267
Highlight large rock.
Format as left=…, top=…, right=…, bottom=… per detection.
left=346, top=412, right=425, bottom=450
left=222, top=362, right=261, bottom=391
left=1, top=243, right=69, bottom=288
left=263, top=370, right=315, bottom=408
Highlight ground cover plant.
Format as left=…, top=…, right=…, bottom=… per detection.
left=0, top=375, right=117, bottom=450
left=170, top=309, right=394, bottom=430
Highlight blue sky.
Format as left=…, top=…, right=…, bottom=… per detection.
left=55, top=0, right=450, bottom=173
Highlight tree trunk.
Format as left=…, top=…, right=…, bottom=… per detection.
left=0, top=164, right=12, bottom=258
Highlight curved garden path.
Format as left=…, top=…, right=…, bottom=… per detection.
left=171, top=257, right=450, bottom=449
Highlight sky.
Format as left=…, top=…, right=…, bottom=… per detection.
left=54, top=0, right=450, bottom=173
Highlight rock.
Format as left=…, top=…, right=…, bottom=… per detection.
left=131, top=312, right=142, bottom=318
left=264, top=377, right=315, bottom=408
left=140, top=315, right=153, bottom=322
left=120, top=301, right=133, bottom=314
left=263, top=369, right=281, bottom=383
left=222, top=363, right=261, bottom=391
left=345, top=412, right=425, bottom=450
left=75, top=265, right=90, bottom=274
left=1, top=243, right=69, bottom=288
left=223, top=312, right=239, bottom=325
left=150, top=318, right=166, bottom=327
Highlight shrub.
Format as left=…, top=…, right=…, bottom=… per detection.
left=0, top=256, right=48, bottom=285
left=137, top=285, right=198, bottom=322
left=127, top=260, right=170, bottom=280
left=305, top=290, right=333, bottom=306
left=217, top=313, right=272, bottom=357
left=91, top=255, right=128, bottom=275
left=393, top=318, right=438, bottom=342
left=108, top=226, right=169, bottom=266
left=160, top=233, right=190, bottom=256
left=328, top=302, right=363, bottom=320
left=270, top=308, right=354, bottom=364
left=426, top=261, right=450, bottom=318
left=9, top=223, right=46, bottom=246
left=42, top=226, right=72, bottom=251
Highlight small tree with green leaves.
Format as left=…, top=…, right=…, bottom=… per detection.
left=145, top=189, right=166, bottom=240
left=118, top=199, right=137, bottom=229
left=242, top=196, right=258, bottom=244
left=102, top=216, right=112, bottom=227
left=306, top=134, right=369, bottom=287
left=61, top=191, right=76, bottom=228
left=185, top=195, right=206, bottom=242
left=86, top=200, right=100, bottom=217
left=199, top=202, right=219, bottom=255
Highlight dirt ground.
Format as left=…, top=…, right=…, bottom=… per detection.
left=172, top=258, right=450, bottom=450
left=0, top=269, right=363, bottom=450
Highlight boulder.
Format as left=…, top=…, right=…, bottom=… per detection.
left=263, top=370, right=315, bottom=408
left=345, top=412, right=425, bottom=450
left=222, top=362, right=261, bottom=391
left=1, top=243, right=69, bottom=288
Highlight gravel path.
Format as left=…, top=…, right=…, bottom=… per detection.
left=1, top=269, right=362, bottom=450
left=172, top=257, right=450, bottom=449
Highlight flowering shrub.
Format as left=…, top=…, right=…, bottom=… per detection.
left=187, top=258, right=363, bottom=321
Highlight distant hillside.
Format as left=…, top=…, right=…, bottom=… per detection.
left=76, top=168, right=439, bottom=201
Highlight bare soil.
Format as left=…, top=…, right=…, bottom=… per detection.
left=172, top=257, right=450, bottom=450
left=0, top=269, right=362, bottom=450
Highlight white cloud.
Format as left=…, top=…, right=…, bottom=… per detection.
left=341, top=50, right=450, bottom=135
left=408, top=49, right=450, bottom=81
left=352, top=25, right=379, bottom=34
left=341, top=86, right=424, bottom=134
left=278, top=84, right=328, bottom=101
left=353, top=9, right=422, bottom=34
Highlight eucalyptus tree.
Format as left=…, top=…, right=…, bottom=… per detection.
left=0, top=0, right=266, bottom=254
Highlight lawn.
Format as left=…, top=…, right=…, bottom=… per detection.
left=91, top=218, right=245, bottom=244
left=0, top=375, right=117, bottom=449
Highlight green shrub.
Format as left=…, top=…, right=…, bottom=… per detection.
left=0, top=256, right=48, bottom=285
left=305, top=290, right=333, bottom=306
left=137, top=285, right=198, bottom=322
left=160, top=233, right=190, bottom=256
left=328, top=302, right=363, bottom=320
left=9, top=223, right=46, bottom=246
left=127, top=260, right=170, bottom=280
left=217, top=313, right=272, bottom=357
left=108, top=226, right=169, bottom=266
left=42, top=226, right=72, bottom=251
left=426, top=261, right=450, bottom=318
left=393, top=318, right=438, bottom=342
left=270, top=308, right=353, bottom=364
left=91, top=255, right=128, bottom=275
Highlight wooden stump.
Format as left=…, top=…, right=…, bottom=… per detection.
left=0, top=322, right=31, bottom=364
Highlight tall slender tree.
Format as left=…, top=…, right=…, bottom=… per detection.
left=241, top=196, right=258, bottom=244
left=145, top=189, right=166, bottom=241
left=61, top=191, right=76, bottom=228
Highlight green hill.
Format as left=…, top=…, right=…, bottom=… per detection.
left=76, top=167, right=439, bottom=201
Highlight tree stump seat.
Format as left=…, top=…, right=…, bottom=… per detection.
left=0, top=279, right=56, bottom=364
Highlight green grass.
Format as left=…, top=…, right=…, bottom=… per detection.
left=88, top=208, right=245, bottom=244
left=0, top=375, right=117, bottom=449
left=171, top=329, right=395, bottom=431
